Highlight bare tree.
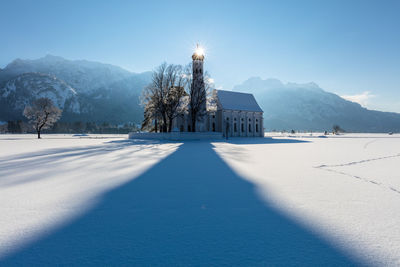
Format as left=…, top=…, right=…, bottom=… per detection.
left=164, top=65, right=187, bottom=132
left=141, top=63, right=187, bottom=132
left=141, top=63, right=167, bottom=132
left=141, top=90, right=162, bottom=132
left=23, top=98, right=62, bottom=139
left=184, top=63, right=213, bottom=132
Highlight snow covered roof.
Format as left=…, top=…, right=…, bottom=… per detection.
left=215, top=90, right=263, bottom=112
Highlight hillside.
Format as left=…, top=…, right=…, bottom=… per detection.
left=233, top=77, right=400, bottom=132
left=0, top=55, right=151, bottom=123
left=2, top=57, right=400, bottom=132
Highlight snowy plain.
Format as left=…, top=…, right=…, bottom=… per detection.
left=0, top=133, right=399, bottom=266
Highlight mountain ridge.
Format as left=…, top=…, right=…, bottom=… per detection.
left=1, top=56, right=399, bottom=132
left=233, top=77, right=400, bottom=132
left=0, top=55, right=151, bottom=123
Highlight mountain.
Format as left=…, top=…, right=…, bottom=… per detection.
left=233, top=77, right=400, bottom=132
left=0, top=73, right=79, bottom=120
left=0, top=55, right=152, bottom=123
left=2, top=56, right=399, bottom=132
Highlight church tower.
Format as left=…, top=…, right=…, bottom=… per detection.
left=192, top=44, right=205, bottom=79
left=191, top=44, right=207, bottom=127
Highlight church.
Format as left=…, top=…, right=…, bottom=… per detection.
left=172, top=46, right=264, bottom=137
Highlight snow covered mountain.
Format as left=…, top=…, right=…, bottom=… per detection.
left=0, top=73, right=80, bottom=120
left=0, top=55, right=135, bottom=93
left=2, top=56, right=399, bottom=132
left=233, top=77, right=400, bottom=132
left=0, top=55, right=152, bottom=123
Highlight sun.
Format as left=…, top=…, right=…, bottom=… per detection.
left=195, top=45, right=205, bottom=56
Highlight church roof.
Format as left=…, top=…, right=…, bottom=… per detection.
left=215, top=90, right=263, bottom=112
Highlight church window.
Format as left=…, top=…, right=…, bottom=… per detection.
left=212, top=115, right=215, bottom=119
left=241, top=123, right=244, bottom=132
left=234, top=123, right=237, bottom=132
left=256, top=124, right=259, bottom=132
left=249, top=124, right=252, bottom=132
left=212, top=123, right=215, bottom=132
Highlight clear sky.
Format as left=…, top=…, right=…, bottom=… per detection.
left=1, top=0, right=399, bottom=112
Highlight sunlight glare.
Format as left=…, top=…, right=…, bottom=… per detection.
left=195, top=46, right=205, bottom=56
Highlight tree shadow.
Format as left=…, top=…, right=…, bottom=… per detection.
left=1, top=140, right=363, bottom=266
left=0, top=139, right=162, bottom=162
left=0, top=139, right=167, bottom=188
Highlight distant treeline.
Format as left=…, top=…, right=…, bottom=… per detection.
left=1, top=120, right=139, bottom=134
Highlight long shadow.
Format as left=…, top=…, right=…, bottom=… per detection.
left=1, top=141, right=362, bottom=266
left=0, top=139, right=161, bottom=162
left=0, top=139, right=166, bottom=188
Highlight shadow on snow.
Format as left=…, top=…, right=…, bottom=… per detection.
left=1, top=138, right=362, bottom=266
left=0, top=139, right=165, bottom=188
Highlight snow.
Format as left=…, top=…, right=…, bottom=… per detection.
left=1, top=82, right=16, bottom=97
left=216, top=89, right=263, bottom=112
left=0, top=133, right=399, bottom=265
left=0, top=73, right=80, bottom=113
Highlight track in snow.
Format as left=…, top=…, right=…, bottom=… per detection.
left=315, top=153, right=400, bottom=196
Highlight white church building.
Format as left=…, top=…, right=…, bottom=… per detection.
left=172, top=47, right=264, bottom=137
left=210, top=90, right=264, bottom=137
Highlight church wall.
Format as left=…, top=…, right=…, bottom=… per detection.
left=220, top=110, right=263, bottom=137
left=254, top=112, right=263, bottom=137
left=208, top=112, right=218, bottom=133
left=232, top=111, right=239, bottom=137
left=219, top=110, right=264, bottom=137
left=222, top=110, right=231, bottom=137
left=239, top=112, right=245, bottom=137
left=250, top=112, right=256, bottom=137
left=216, top=110, right=223, bottom=132
left=172, top=110, right=263, bottom=136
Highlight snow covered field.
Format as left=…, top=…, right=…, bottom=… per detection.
left=0, top=133, right=399, bottom=265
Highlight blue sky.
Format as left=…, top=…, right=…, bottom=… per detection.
left=1, top=0, right=399, bottom=112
